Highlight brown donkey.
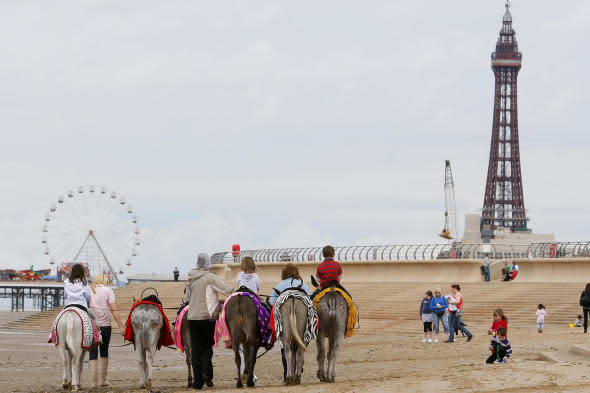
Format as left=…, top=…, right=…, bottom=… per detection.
left=225, top=295, right=260, bottom=388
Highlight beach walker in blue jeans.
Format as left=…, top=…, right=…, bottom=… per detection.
left=448, top=310, right=473, bottom=342
left=432, top=311, right=449, bottom=335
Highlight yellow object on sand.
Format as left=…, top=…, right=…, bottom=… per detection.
left=570, top=323, right=574, bottom=328
left=313, top=287, right=358, bottom=338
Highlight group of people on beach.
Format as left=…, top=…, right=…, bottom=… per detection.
left=182, top=245, right=346, bottom=388
left=419, top=291, right=512, bottom=363
left=58, top=245, right=346, bottom=390
left=419, top=285, right=473, bottom=344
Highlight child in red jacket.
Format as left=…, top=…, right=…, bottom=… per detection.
left=489, top=308, right=508, bottom=336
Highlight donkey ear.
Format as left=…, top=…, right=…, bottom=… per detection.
left=311, top=275, right=319, bottom=288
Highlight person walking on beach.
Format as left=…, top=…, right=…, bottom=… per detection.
left=420, top=291, right=434, bottom=343
left=483, top=255, right=491, bottom=282
left=429, top=288, right=449, bottom=343
left=173, top=266, right=180, bottom=282
left=187, top=253, right=233, bottom=390
left=446, top=284, right=473, bottom=343
left=580, top=284, right=590, bottom=333
left=89, top=274, right=125, bottom=388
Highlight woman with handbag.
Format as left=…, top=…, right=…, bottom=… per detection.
left=429, top=288, right=449, bottom=343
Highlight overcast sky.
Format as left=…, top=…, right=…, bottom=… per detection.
left=1, top=1, right=588, bottom=274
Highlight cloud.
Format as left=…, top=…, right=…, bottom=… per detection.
left=1, top=1, right=588, bottom=274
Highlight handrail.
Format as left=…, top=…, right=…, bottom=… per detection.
left=210, top=241, right=590, bottom=264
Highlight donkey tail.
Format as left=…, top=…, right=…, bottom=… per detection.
left=328, top=291, right=337, bottom=335
left=65, top=314, right=75, bottom=351
left=289, top=297, right=306, bottom=351
left=236, top=297, right=244, bottom=332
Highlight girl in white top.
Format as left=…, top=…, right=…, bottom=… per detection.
left=236, top=257, right=260, bottom=294
left=235, top=256, right=261, bottom=382
left=64, top=264, right=97, bottom=322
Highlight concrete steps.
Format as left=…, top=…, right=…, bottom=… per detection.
left=2, top=280, right=580, bottom=332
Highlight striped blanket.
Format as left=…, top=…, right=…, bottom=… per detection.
left=273, top=289, right=318, bottom=349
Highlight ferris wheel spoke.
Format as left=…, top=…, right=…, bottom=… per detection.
left=62, top=197, right=83, bottom=221
left=49, top=215, right=89, bottom=232
left=103, top=215, right=133, bottom=232
left=81, top=192, right=89, bottom=215
left=109, top=237, right=135, bottom=252
left=52, top=242, right=80, bottom=260
left=104, top=242, right=132, bottom=263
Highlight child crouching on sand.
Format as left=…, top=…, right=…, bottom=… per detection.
left=486, top=327, right=512, bottom=364
left=489, top=308, right=508, bottom=336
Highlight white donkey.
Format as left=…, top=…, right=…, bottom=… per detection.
left=131, top=303, right=164, bottom=390
left=56, top=312, right=87, bottom=391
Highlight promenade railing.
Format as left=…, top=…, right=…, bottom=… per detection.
left=210, top=241, right=590, bottom=264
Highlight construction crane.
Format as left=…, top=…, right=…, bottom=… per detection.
left=439, top=160, right=458, bottom=240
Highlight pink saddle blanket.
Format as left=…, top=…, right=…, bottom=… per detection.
left=174, top=305, right=190, bottom=353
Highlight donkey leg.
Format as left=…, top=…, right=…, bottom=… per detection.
left=316, top=335, right=326, bottom=382
left=145, top=338, right=158, bottom=391
left=283, top=346, right=292, bottom=385
left=247, top=346, right=258, bottom=388
left=328, top=335, right=343, bottom=383
left=295, top=347, right=305, bottom=385
left=137, top=341, right=146, bottom=388
left=185, top=349, right=193, bottom=388
left=70, top=349, right=81, bottom=391
left=60, top=347, right=72, bottom=389
left=290, top=346, right=298, bottom=385
left=326, top=333, right=335, bottom=383
left=75, top=351, right=85, bottom=390
left=234, top=345, right=243, bottom=388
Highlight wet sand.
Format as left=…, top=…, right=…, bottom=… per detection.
left=2, top=321, right=590, bottom=393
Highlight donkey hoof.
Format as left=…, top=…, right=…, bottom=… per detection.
left=145, top=380, right=152, bottom=391
left=62, top=382, right=71, bottom=390
left=236, top=381, right=243, bottom=388
left=247, top=380, right=255, bottom=388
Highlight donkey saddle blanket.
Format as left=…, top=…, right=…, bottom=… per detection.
left=313, top=287, right=358, bottom=338
left=173, top=304, right=189, bottom=353
left=49, top=307, right=100, bottom=351
left=124, top=300, right=175, bottom=350
left=272, top=289, right=318, bottom=349
left=214, top=292, right=273, bottom=349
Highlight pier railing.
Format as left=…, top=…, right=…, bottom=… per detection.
left=211, top=241, right=590, bottom=264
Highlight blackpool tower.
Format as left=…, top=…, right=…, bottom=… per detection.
left=481, top=1, right=529, bottom=239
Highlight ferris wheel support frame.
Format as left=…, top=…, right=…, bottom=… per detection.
left=71, top=230, right=120, bottom=284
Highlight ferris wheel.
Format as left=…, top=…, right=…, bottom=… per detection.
left=42, top=185, right=140, bottom=283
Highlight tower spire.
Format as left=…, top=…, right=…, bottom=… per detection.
left=481, top=1, right=528, bottom=240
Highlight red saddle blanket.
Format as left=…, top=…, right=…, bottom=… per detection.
left=124, top=300, right=175, bottom=350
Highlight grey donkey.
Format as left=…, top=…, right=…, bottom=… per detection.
left=280, top=297, right=309, bottom=385
left=56, top=311, right=88, bottom=391
left=316, top=288, right=348, bottom=383
left=225, top=295, right=260, bottom=388
left=131, top=303, right=164, bottom=390
left=179, top=311, right=193, bottom=388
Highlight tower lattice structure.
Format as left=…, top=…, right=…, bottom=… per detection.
left=481, top=1, right=529, bottom=236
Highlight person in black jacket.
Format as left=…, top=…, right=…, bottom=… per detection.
left=579, top=283, right=590, bottom=333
